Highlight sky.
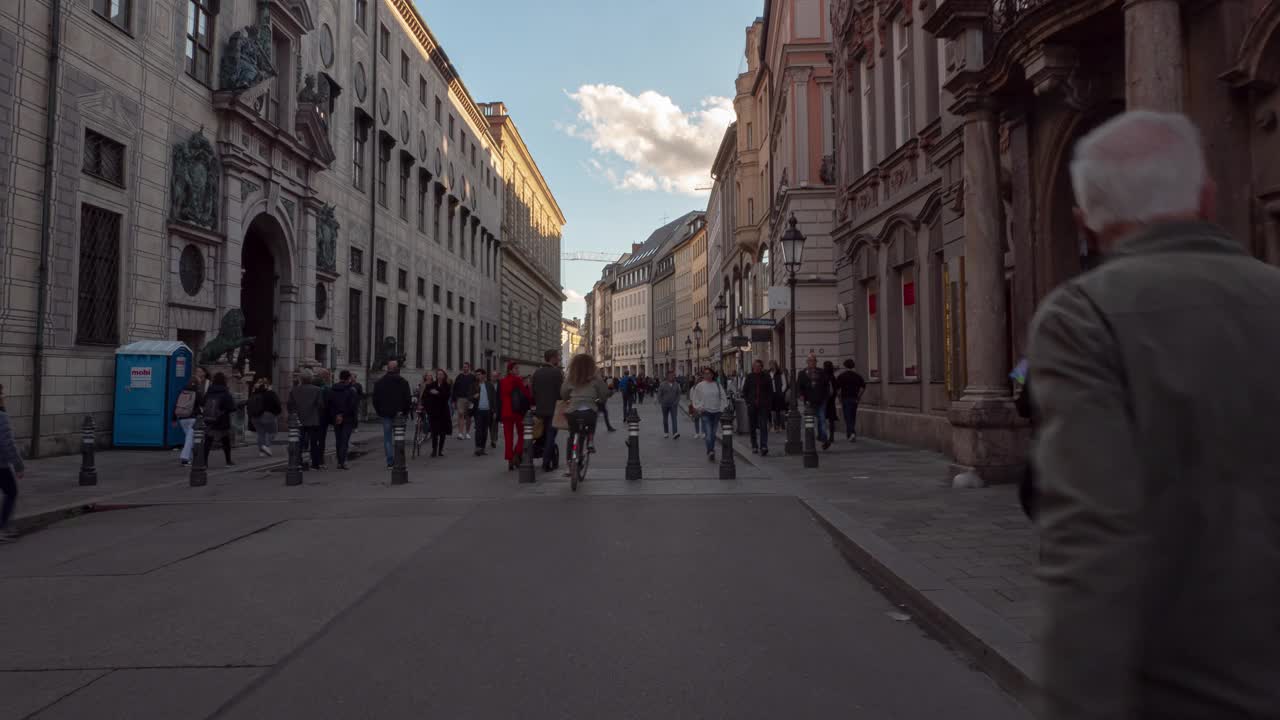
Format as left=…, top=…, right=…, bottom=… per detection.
left=414, top=0, right=764, bottom=320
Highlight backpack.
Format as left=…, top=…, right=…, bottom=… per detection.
left=203, top=394, right=225, bottom=423
left=174, top=390, right=197, bottom=419
left=510, top=385, right=530, bottom=415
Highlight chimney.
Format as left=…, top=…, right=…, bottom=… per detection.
left=632, top=243, right=641, bottom=253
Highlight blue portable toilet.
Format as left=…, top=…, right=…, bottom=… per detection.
left=112, top=341, right=194, bottom=448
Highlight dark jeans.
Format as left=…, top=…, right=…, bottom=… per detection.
left=813, top=404, right=829, bottom=443
left=474, top=410, right=492, bottom=449
left=661, top=405, right=678, bottom=434
left=380, top=417, right=395, bottom=465
left=0, top=466, right=17, bottom=531
left=621, top=393, right=635, bottom=418
left=541, top=418, right=558, bottom=468
left=842, top=398, right=859, bottom=438
left=334, top=422, right=355, bottom=464
left=303, top=425, right=324, bottom=467
left=700, top=412, right=721, bottom=454
left=204, top=430, right=232, bottom=465
left=749, top=406, right=770, bottom=451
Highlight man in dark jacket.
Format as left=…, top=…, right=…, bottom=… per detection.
left=203, top=373, right=239, bottom=467
left=1029, top=110, right=1280, bottom=719
left=531, top=349, right=564, bottom=471
left=835, top=359, right=866, bottom=442
left=452, top=362, right=477, bottom=441
left=372, top=360, right=414, bottom=469
left=328, top=370, right=361, bottom=470
left=288, top=370, right=326, bottom=470
left=795, top=354, right=833, bottom=450
left=740, top=359, right=774, bottom=455
left=469, top=368, right=498, bottom=456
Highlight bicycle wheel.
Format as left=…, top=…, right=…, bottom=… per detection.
left=568, top=434, right=579, bottom=492
left=578, top=434, right=590, bottom=482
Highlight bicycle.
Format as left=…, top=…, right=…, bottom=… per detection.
left=565, top=407, right=597, bottom=492
left=411, top=409, right=427, bottom=458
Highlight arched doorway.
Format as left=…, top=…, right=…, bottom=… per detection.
left=241, top=214, right=287, bottom=380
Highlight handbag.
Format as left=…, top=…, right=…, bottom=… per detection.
left=552, top=399, right=570, bottom=430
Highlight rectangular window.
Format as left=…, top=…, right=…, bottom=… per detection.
left=353, top=117, right=368, bottom=191
left=448, top=114, right=454, bottom=141
left=902, top=266, right=918, bottom=378
left=417, top=172, right=428, bottom=231
left=469, top=300, right=476, bottom=318
left=433, top=284, right=441, bottom=303
left=93, top=0, right=130, bottom=31
left=348, top=289, right=363, bottom=364
left=399, top=157, right=410, bottom=219
left=894, top=21, right=913, bottom=147
left=400, top=51, right=410, bottom=84
left=867, top=280, right=880, bottom=380
left=860, top=62, right=873, bottom=172
left=397, top=268, right=408, bottom=291
left=374, top=296, right=387, bottom=352
left=446, top=318, right=454, bottom=370
left=447, top=291, right=453, bottom=310
left=416, top=309, right=425, bottom=369
left=435, top=96, right=442, bottom=124
left=419, top=76, right=427, bottom=106
left=350, top=247, right=364, bottom=274
left=469, top=325, right=476, bottom=367
left=379, top=24, right=390, bottom=60
left=315, top=343, right=328, bottom=366
left=184, top=0, right=214, bottom=85
left=432, top=313, right=441, bottom=368
left=377, top=139, right=391, bottom=207
left=471, top=144, right=476, bottom=166
left=397, top=303, right=408, bottom=354
left=375, top=258, right=387, bottom=283
left=82, top=130, right=125, bottom=186
left=76, top=204, right=121, bottom=345
left=355, top=0, right=367, bottom=30
left=746, top=122, right=753, bottom=148
left=417, top=277, right=425, bottom=297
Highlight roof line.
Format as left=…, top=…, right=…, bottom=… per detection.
left=483, top=106, right=566, bottom=225
left=389, top=0, right=490, bottom=144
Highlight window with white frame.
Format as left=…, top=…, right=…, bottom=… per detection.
left=901, top=265, right=917, bottom=377
left=860, top=62, right=873, bottom=172
left=893, top=21, right=913, bottom=147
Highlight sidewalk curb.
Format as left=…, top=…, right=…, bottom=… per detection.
left=732, top=438, right=1040, bottom=707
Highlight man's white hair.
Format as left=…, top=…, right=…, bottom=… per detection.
left=1069, top=111, right=1207, bottom=232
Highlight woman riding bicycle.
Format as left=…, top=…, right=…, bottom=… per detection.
left=560, top=353, right=610, bottom=457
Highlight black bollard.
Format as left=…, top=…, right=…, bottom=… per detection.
left=391, top=412, right=408, bottom=485
left=518, top=411, right=537, bottom=483
left=285, top=412, right=303, bottom=486
left=78, top=415, right=97, bottom=486
left=189, top=416, right=208, bottom=487
left=803, top=404, right=819, bottom=469
left=625, top=407, right=642, bottom=481
left=719, top=403, right=736, bottom=480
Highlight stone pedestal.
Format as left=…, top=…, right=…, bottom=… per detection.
left=1124, top=0, right=1185, bottom=111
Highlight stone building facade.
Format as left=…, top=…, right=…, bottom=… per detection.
left=0, top=0, right=559, bottom=455
left=822, top=0, right=1280, bottom=480
left=588, top=264, right=616, bottom=373
left=651, top=243, right=677, bottom=377
left=484, top=101, right=565, bottom=374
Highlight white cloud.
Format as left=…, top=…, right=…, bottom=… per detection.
left=565, top=84, right=733, bottom=196
left=563, top=288, right=586, bottom=302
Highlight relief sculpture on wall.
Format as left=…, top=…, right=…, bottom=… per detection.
left=219, top=2, right=275, bottom=93
left=316, top=203, right=339, bottom=274
left=171, top=130, right=220, bottom=230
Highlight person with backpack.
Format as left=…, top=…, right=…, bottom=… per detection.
left=246, top=377, right=282, bottom=457
left=202, top=373, right=237, bottom=467
left=618, top=370, right=636, bottom=418
left=173, top=376, right=203, bottom=466
left=499, top=360, right=531, bottom=471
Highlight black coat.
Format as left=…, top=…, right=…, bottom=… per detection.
left=372, top=372, right=414, bottom=419
left=421, top=380, right=452, bottom=434
left=202, top=384, right=236, bottom=431
left=328, top=382, right=361, bottom=428
left=796, top=367, right=832, bottom=407
left=247, top=389, right=282, bottom=419
left=741, top=371, right=774, bottom=410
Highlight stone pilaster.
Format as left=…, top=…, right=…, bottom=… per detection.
left=1124, top=0, right=1186, bottom=111
left=948, top=102, right=1023, bottom=486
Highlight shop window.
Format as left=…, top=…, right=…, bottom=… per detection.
left=902, top=265, right=918, bottom=378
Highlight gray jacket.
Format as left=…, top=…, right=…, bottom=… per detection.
left=656, top=380, right=681, bottom=408
left=531, top=365, right=564, bottom=417
left=0, top=410, right=24, bottom=473
left=1028, top=221, right=1280, bottom=719
left=288, top=382, right=325, bottom=427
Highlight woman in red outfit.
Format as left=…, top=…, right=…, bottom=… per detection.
left=499, top=360, right=531, bottom=471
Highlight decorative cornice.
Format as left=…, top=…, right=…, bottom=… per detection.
left=922, top=0, right=989, bottom=37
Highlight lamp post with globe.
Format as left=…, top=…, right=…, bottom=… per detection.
left=780, top=214, right=807, bottom=456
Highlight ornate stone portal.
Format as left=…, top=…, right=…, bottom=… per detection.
left=171, top=131, right=220, bottom=230
left=316, top=203, right=339, bottom=273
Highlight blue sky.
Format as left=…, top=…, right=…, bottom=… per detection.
left=415, top=0, right=763, bottom=319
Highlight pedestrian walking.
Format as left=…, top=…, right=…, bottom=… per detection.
left=421, top=369, right=452, bottom=457
left=499, top=361, right=531, bottom=470
left=656, top=370, right=681, bottom=438
left=452, top=362, right=477, bottom=441
left=822, top=361, right=839, bottom=441
left=835, top=359, right=866, bottom=441
left=741, top=359, right=774, bottom=455
left=173, top=376, right=203, bottom=466
left=795, top=354, right=833, bottom=450
left=372, top=360, right=414, bottom=468
left=328, top=370, right=360, bottom=470
left=202, top=373, right=237, bottom=466
left=690, top=368, right=728, bottom=462
left=0, top=384, right=25, bottom=543
left=618, top=370, right=636, bottom=418
left=470, top=368, right=497, bottom=456
left=532, top=349, right=564, bottom=472
left=769, top=361, right=789, bottom=432
left=1028, top=110, right=1280, bottom=719
left=598, top=373, right=618, bottom=432
left=246, top=377, right=282, bottom=457
left=288, top=370, right=325, bottom=470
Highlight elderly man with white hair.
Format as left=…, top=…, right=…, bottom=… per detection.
left=1028, top=110, right=1280, bottom=718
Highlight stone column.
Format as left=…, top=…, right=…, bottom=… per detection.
left=948, top=101, right=1024, bottom=486
left=1124, top=0, right=1185, bottom=111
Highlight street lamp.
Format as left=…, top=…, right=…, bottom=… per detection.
left=693, top=321, right=703, bottom=372
left=685, top=335, right=692, bottom=377
left=714, top=294, right=727, bottom=382
left=780, top=213, right=806, bottom=456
